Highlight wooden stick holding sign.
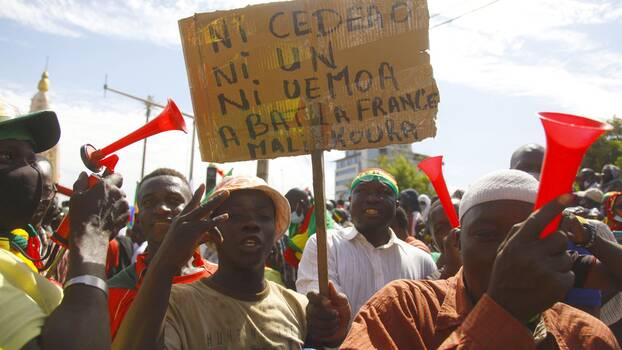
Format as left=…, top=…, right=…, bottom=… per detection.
left=311, top=150, right=329, bottom=296
left=308, top=100, right=330, bottom=296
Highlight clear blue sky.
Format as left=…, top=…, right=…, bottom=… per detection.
left=1, top=0, right=620, bottom=198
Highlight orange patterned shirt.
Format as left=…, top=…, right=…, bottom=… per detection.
left=341, top=269, right=620, bottom=350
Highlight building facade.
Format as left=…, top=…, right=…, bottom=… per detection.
left=334, top=144, right=425, bottom=200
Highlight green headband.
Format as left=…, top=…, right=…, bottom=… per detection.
left=350, top=168, right=399, bottom=196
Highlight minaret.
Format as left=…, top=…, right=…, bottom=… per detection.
left=30, top=70, right=60, bottom=182
left=30, top=70, right=50, bottom=111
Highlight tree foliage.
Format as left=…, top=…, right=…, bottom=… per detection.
left=582, top=117, right=622, bottom=171
left=378, top=155, right=436, bottom=196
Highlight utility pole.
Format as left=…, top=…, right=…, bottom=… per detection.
left=103, top=76, right=197, bottom=182
left=189, top=119, right=197, bottom=184
left=257, top=159, right=269, bottom=182
left=141, top=95, right=153, bottom=179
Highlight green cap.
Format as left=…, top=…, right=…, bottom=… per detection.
left=0, top=110, right=60, bottom=153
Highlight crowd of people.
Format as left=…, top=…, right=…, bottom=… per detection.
left=2, top=109, right=622, bottom=350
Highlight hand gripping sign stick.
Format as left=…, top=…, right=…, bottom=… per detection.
left=534, top=112, right=611, bottom=238
left=51, top=99, right=187, bottom=247
left=418, top=156, right=459, bottom=229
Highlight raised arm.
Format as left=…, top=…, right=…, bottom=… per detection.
left=112, top=186, right=228, bottom=350
left=440, top=195, right=576, bottom=350
left=27, top=172, right=129, bottom=350
left=562, top=217, right=622, bottom=291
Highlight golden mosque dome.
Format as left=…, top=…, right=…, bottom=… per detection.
left=30, top=70, right=50, bottom=113
left=37, top=70, right=49, bottom=92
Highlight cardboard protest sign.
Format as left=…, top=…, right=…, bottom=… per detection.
left=179, top=0, right=439, bottom=163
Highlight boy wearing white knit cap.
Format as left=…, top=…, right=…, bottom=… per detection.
left=342, top=170, right=622, bottom=349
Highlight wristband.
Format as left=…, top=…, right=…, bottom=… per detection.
left=64, top=275, right=108, bottom=296
left=575, top=223, right=596, bottom=249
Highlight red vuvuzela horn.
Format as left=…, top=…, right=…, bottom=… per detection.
left=51, top=99, right=187, bottom=247
left=81, top=99, right=187, bottom=172
left=535, top=112, right=612, bottom=238
left=55, top=184, right=73, bottom=197
left=418, top=156, right=459, bottom=228
left=55, top=156, right=119, bottom=197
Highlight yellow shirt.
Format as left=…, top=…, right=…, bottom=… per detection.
left=0, top=249, right=62, bottom=350
left=0, top=229, right=39, bottom=272
left=165, top=280, right=308, bottom=350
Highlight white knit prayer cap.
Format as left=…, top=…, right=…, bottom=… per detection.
left=459, top=169, right=538, bottom=222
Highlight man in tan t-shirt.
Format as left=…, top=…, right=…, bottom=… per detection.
left=165, top=272, right=309, bottom=349
left=114, top=175, right=351, bottom=350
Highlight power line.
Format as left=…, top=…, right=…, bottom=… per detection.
left=431, top=0, right=503, bottom=29
left=429, top=0, right=486, bottom=19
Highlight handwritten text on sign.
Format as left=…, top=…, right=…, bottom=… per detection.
left=180, top=0, right=439, bottom=162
